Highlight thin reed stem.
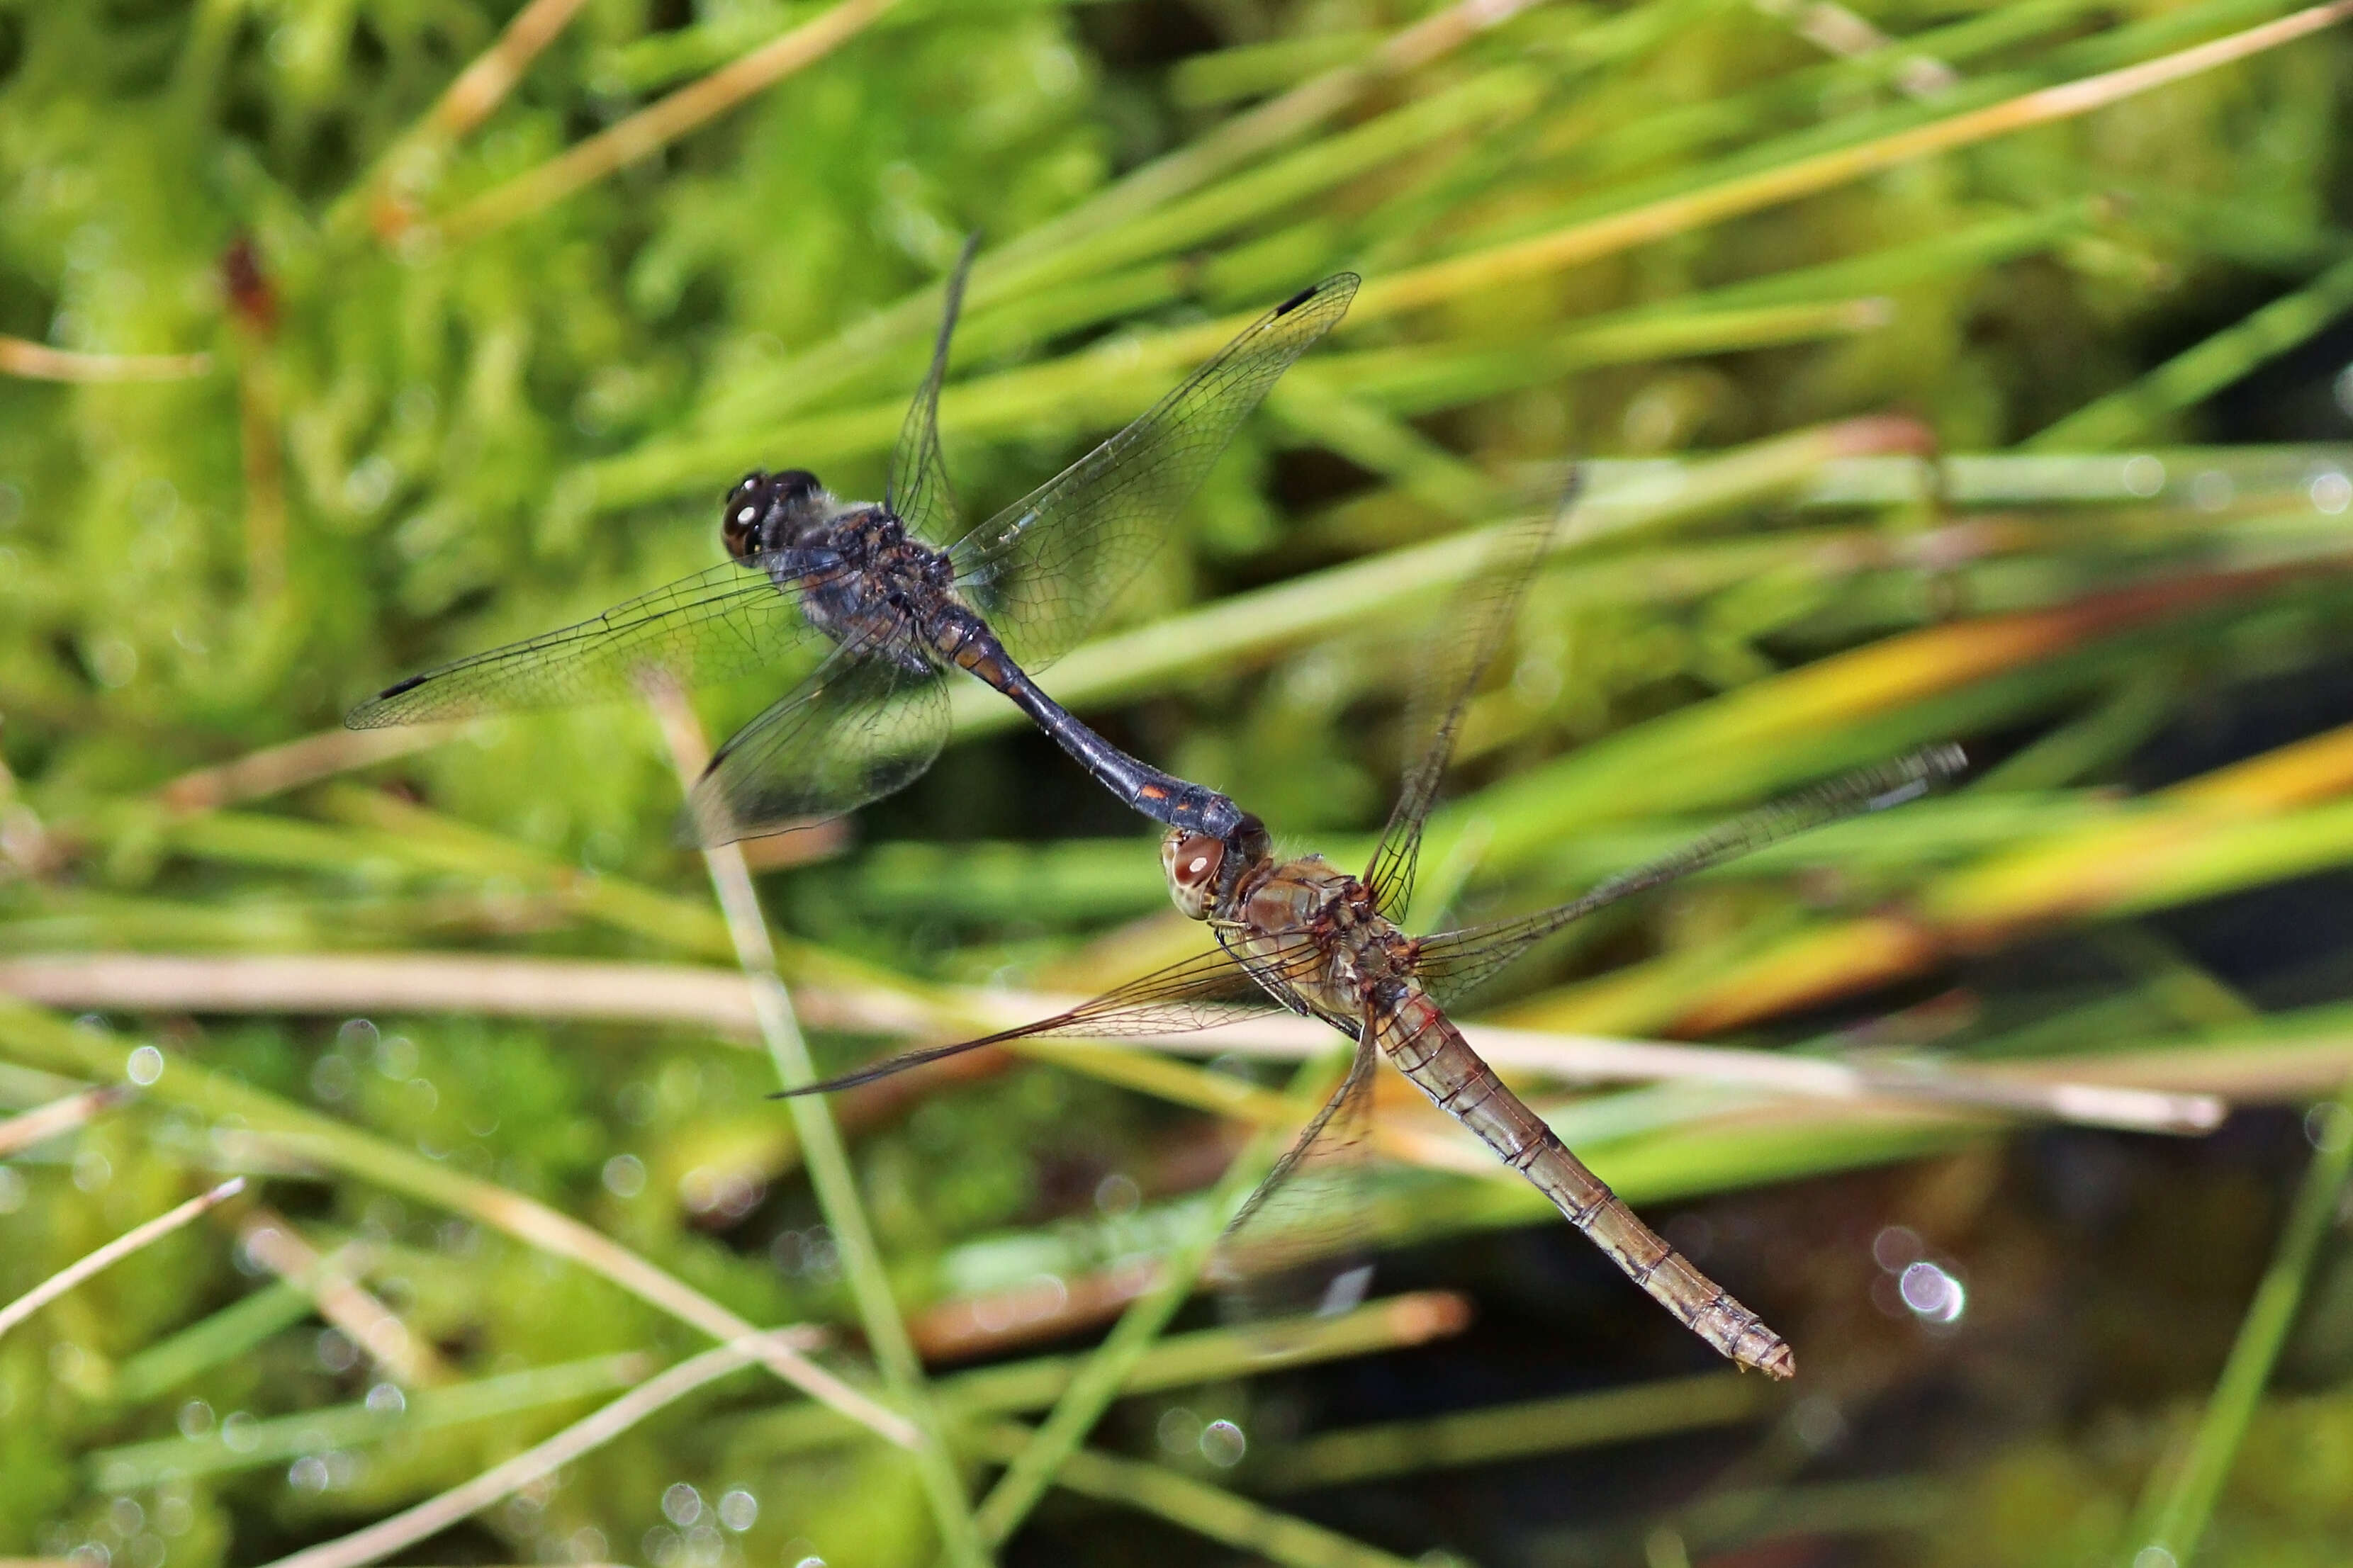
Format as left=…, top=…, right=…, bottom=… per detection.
left=2029, top=251, right=2353, bottom=449
left=105, top=1278, right=315, bottom=1406
left=641, top=685, right=987, bottom=1568
left=334, top=0, right=592, bottom=237
left=2125, top=1080, right=2353, bottom=1562
left=742, top=1292, right=1471, bottom=1456
left=965, top=1418, right=1421, bottom=1568
left=430, top=0, right=900, bottom=246
left=0, top=998, right=918, bottom=1447
left=0, top=1178, right=245, bottom=1341
left=155, top=726, right=456, bottom=813
left=412, top=0, right=588, bottom=140
left=0, top=1084, right=131, bottom=1157
left=1354, top=1, right=2353, bottom=325
left=1253, top=1370, right=1773, bottom=1490
left=91, top=1352, right=648, bottom=1489
left=0, top=337, right=211, bottom=381
left=236, top=1209, right=450, bottom=1387
left=254, top=1336, right=780, bottom=1568
left=0, top=951, right=2223, bottom=1132
left=972, top=1050, right=1346, bottom=1545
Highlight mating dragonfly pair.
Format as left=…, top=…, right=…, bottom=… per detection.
left=353, top=242, right=1955, bottom=1378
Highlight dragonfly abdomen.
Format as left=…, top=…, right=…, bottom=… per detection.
left=1377, top=992, right=1796, bottom=1380
left=946, top=617, right=1245, bottom=839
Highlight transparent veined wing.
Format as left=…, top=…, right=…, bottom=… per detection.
left=1362, top=471, right=1584, bottom=921
left=948, top=274, right=1358, bottom=669
left=345, top=552, right=843, bottom=728
left=1211, top=1020, right=1382, bottom=1328
left=680, top=641, right=953, bottom=845
left=1415, top=747, right=1967, bottom=1005
left=771, top=933, right=1334, bottom=1098
left=883, top=235, right=980, bottom=549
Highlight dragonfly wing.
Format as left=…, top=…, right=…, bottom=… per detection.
left=1363, top=471, right=1585, bottom=920
left=773, top=934, right=1326, bottom=1097
left=1416, top=745, right=1968, bottom=1005
left=885, top=235, right=979, bottom=548
left=680, top=645, right=951, bottom=845
left=947, top=273, right=1357, bottom=669
left=1213, top=1020, right=1381, bottom=1324
left=346, top=553, right=841, bottom=728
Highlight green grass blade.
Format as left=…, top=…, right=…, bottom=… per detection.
left=965, top=1418, right=1422, bottom=1568
left=656, top=694, right=989, bottom=1567
left=2124, top=1081, right=2353, bottom=1562
left=2029, top=252, right=2353, bottom=449
left=971, top=1049, right=1346, bottom=1545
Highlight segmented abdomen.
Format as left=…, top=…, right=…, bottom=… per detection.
left=1375, top=988, right=1795, bottom=1378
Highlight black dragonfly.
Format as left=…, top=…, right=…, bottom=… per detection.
left=349, top=242, right=1355, bottom=846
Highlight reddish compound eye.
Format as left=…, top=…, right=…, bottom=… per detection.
left=1161, top=830, right=1224, bottom=919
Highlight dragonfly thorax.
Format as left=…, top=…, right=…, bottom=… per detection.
left=724, top=470, right=965, bottom=677
left=1229, top=855, right=1417, bottom=1015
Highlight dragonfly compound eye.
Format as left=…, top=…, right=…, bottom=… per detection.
left=721, top=469, right=827, bottom=560
left=1160, top=830, right=1223, bottom=920
left=721, top=472, right=768, bottom=559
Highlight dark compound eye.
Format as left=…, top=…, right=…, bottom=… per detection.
left=771, top=468, right=821, bottom=501
left=721, top=473, right=768, bottom=559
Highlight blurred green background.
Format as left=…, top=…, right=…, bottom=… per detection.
left=10, top=0, right=2353, bottom=1564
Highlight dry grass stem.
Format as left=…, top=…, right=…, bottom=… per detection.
left=254, top=1336, right=782, bottom=1568
left=237, top=1208, right=451, bottom=1387
left=0, top=993, right=916, bottom=1445
left=912, top=1257, right=1164, bottom=1363
left=1751, top=0, right=1960, bottom=97
left=349, top=0, right=592, bottom=237
left=1361, top=0, right=2353, bottom=322
left=0, top=1178, right=245, bottom=1341
left=0, top=337, right=212, bottom=381
left=155, top=725, right=461, bottom=813
left=0, top=952, right=770, bottom=1036
left=431, top=0, right=900, bottom=245
left=0, top=1084, right=132, bottom=1157
left=336, top=1165, right=914, bottom=1442
left=974, top=999, right=2225, bottom=1134
left=986, top=0, right=1548, bottom=280
left=0, top=953, right=2224, bottom=1132
left=415, top=0, right=587, bottom=140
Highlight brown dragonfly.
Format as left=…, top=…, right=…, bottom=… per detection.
left=787, top=479, right=1960, bottom=1377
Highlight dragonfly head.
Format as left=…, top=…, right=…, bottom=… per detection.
left=722, top=468, right=827, bottom=560
left=1162, top=813, right=1270, bottom=920
left=1161, top=828, right=1224, bottom=920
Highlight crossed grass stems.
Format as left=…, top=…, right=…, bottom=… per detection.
left=13, top=0, right=2353, bottom=1562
